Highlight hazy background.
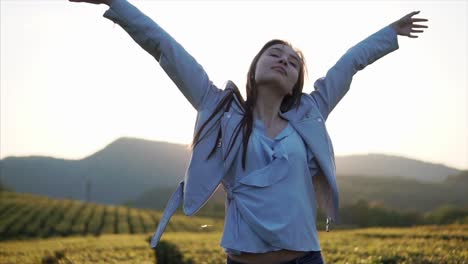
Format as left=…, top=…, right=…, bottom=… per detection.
left=1, top=0, right=467, bottom=170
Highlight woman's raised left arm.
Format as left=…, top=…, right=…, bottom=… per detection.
left=309, top=11, right=428, bottom=121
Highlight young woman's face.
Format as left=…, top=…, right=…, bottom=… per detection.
left=254, top=44, right=300, bottom=96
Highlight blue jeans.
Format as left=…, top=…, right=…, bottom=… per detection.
left=226, top=251, right=325, bottom=264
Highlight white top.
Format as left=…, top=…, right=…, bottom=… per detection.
left=220, top=117, right=321, bottom=254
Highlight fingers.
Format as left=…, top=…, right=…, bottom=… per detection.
left=409, top=26, right=425, bottom=38
left=404, top=10, right=420, bottom=18
left=409, top=11, right=429, bottom=25
left=408, top=28, right=425, bottom=38
left=411, top=17, right=429, bottom=29
left=396, top=11, right=428, bottom=38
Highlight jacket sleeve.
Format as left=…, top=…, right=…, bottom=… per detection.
left=102, top=0, right=223, bottom=111
left=310, top=25, right=399, bottom=121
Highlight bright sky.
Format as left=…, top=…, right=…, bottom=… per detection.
left=1, top=0, right=467, bottom=170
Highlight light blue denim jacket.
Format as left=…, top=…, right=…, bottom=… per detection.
left=102, top=0, right=399, bottom=249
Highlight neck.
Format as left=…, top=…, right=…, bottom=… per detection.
left=253, top=85, right=285, bottom=128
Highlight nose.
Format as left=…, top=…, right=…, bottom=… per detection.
left=278, top=57, right=288, bottom=66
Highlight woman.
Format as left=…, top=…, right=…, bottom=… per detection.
left=70, top=0, right=428, bottom=263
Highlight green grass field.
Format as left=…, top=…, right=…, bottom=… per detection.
left=0, top=225, right=466, bottom=263
left=0, top=191, right=223, bottom=241
left=0, top=191, right=467, bottom=263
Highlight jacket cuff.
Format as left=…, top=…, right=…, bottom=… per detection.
left=102, top=0, right=129, bottom=23
left=382, top=24, right=399, bottom=51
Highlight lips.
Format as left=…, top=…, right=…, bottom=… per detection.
left=271, top=66, right=287, bottom=76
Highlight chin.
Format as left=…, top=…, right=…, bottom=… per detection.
left=258, top=75, right=290, bottom=91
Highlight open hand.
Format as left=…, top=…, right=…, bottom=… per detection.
left=390, top=11, right=429, bottom=38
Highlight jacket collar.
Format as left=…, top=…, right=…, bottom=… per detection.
left=221, top=82, right=332, bottom=177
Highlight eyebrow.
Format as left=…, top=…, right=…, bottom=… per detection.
left=270, top=47, right=300, bottom=63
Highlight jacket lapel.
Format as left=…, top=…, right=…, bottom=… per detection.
left=292, top=117, right=332, bottom=170
left=221, top=104, right=244, bottom=175
left=280, top=109, right=332, bottom=171
left=281, top=108, right=339, bottom=223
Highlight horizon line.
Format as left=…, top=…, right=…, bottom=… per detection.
left=1, top=136, right=466, bottom=171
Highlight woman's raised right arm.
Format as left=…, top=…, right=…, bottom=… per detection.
left=69, top=0, right=223, bottom=111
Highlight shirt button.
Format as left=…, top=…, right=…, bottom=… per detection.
left=316, top=117, right=322, bottom=122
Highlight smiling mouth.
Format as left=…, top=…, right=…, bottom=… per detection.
left=271, top=66, right=287, bottom=76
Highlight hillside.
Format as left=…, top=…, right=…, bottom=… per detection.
left=337, top=170, right=468, bottom=212
left=336, top=154, right=461, bottom=182
left=0, top=191, right=223, bottom=242
left=0, top=138, right=189, bottom=205
left=0, top=137, right=464, bottom=208
left=130, top=171, right=468, bottom=215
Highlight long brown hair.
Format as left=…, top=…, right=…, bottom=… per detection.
left=191, top=39, right=307, bottom=170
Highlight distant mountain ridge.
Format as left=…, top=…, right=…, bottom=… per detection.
left=0, top=137, right=464, bottom=208
left=0, top=138, right=189, bottom=205
left=336, top=154, right=460, bottom=182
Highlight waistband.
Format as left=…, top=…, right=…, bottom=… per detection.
left=227, top=250, right=323, bottom=264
